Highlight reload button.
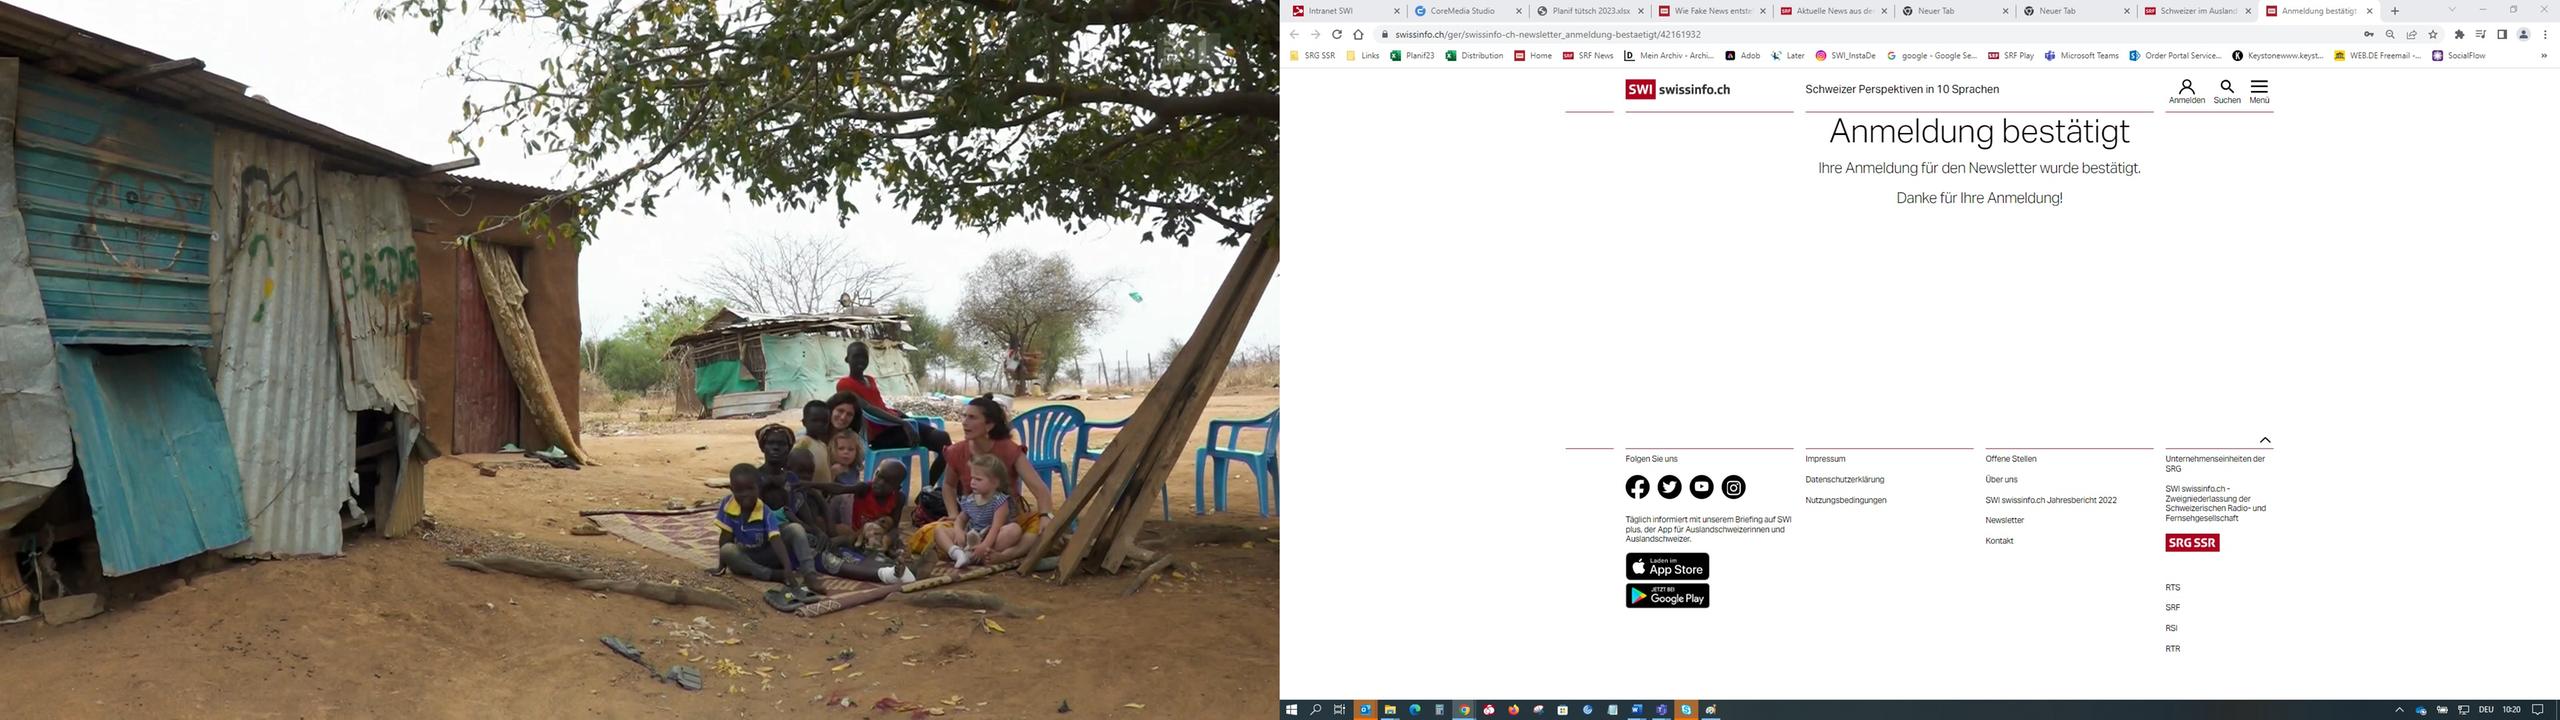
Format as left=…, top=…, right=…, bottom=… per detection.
left=1628, top=552, right=1710, bottom=580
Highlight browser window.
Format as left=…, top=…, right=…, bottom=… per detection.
left=1281, top=0, right=2557, bottom=716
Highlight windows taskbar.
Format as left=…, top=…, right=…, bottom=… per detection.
left=1279, top=700, right=2558, bottom=720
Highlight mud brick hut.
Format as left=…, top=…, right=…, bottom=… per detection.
left=405, top=175, right=582, bottom=457
left=0, top=4, right=585, bottom=618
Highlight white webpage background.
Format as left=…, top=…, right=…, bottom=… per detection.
left=1281, top=68, right=2560, bottom=698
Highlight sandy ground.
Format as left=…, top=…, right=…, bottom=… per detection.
left=0, top=392, right=1280, bottom=718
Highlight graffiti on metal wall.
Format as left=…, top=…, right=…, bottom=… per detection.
left=338, top=243, right=419, bottom=301
left=79, top=168, right=209, bottom=273
left=231, top=166, right=308, bottom=323
left=238, top=167, right=308, bottom=229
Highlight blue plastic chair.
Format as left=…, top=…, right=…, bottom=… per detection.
left=1194, top=409, right=1280, bottom=516
left=864, top=414, right=945, bottom=497
left=1008, top=405, right=1084, bottom=498
left=1073, top=415, right=1174, bottom=520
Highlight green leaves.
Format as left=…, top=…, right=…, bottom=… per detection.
left=381, top=0, right=1273, bottom=247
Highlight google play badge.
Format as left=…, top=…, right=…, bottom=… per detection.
left=1631, top=587, right=1648, bottom=604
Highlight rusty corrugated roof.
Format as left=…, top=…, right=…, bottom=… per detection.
left=445, top=173, right=563, bottom=197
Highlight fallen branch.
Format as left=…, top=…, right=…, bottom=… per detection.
left=446, top=555, right=601, bottom=581
left=898, top=561, right=1020, bottom=592
left=1120, top=554, right=1178, bottom=597
left=447, top=555, right=740, bottom=611
left=574, top=579, right=744, bottom=611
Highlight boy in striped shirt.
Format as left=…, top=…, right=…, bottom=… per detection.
left=716, top=463, right=820, bottom=595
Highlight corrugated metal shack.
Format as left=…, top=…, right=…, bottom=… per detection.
left=669, top=308, right=921, bottom=418
left=0, top=3, right=586, bottom=604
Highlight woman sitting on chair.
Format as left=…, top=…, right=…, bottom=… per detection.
left=905, top=395, right=1057, bottom=568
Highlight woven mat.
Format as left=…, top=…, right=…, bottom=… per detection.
left=583, top=507, right=878, bottom=595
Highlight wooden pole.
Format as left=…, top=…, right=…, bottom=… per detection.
left=1027, top=207, right=1278, bottom=582
left=899, top=560, right=1021, bottom=592
left=1102, top=232, right=1276, bottom=570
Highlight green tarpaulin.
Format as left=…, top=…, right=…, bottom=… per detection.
left=759, top=334, right=852, bottom=410
left=693, top=360, right=759, bottom=408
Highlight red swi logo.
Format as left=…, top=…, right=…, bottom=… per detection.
left=2265, top=4, right=2277, bottom=14
left=1625, top=79, right=1657, bottom=99
left=2143, top=5, right=2157, bottom=14
left=1657, top=4, right=1671, bottom=16
left=1513, top=49, right=1526, bottom=61
left=1779, top=5, right=1793, bottom=13
left=1291, top=4, right=1304, bottom=16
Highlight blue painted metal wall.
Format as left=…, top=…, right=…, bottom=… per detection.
left=53, top=345, right=250, bottom=576
left=14, top=68, right=217, bottom=346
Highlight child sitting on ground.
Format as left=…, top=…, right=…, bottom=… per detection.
left=783, top=447, right=870, bottom=552
left=715, top=463, right=820, bottom=595
left=932, top=454, right=1025, bottom=570
left=833, top=459, right=909, bottom=559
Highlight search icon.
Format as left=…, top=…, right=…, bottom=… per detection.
left=2220, top=79, right=2235, bottom=93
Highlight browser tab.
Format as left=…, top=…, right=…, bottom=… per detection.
left=2014, top=0, right=2183, bottom=19
left=2136, top=0, right=2271, bottom=19
left=1781, top=0, right=1894, bottom=17
left=1664, top=1, right=1777, bottom=18
left=1289, top=3, right=1365, bottom=17
left=1413, top=3, right=1510, bottom=16
left=1538, top=1, right=1653, bottom=17
left=1885, top=1, right=2026, bottom=20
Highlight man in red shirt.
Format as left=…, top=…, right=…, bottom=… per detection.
left=840, top=340, right=949, bottom=499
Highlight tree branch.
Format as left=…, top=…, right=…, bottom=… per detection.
left=950, top=0, right=1264, bottom=33
left=1009, top=82, right=1275, bottom=120
left=1116, top=192, right=1250, bottom=234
